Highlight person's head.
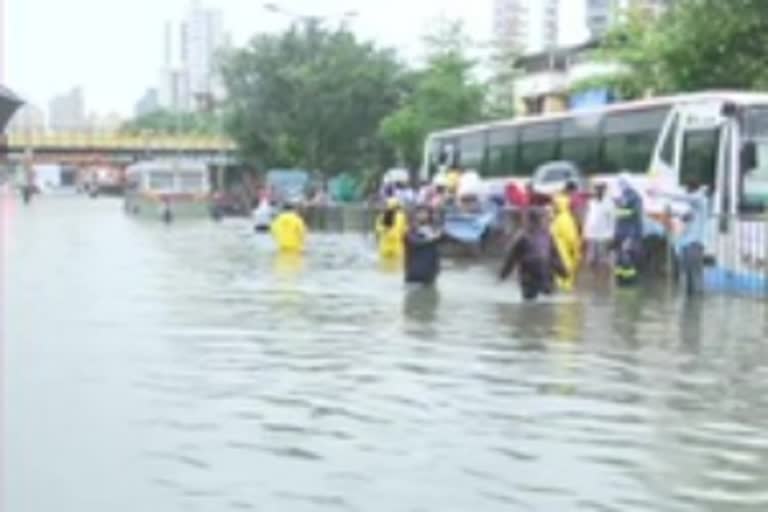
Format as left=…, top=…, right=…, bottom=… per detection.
left=565, top=180, right=578, bottom=194
left=594, top=183, right=607, bottom=200
left=386, top=197, right=400, bottom=211
left=553, top=194, right=570, bottom=214
left=282, top=201, right=296, bottom=211
left=618, top=172, right=633, bottom=192
left=684, top=179, right=701, bottom=194
left=413, top=205, right=433, bottom=226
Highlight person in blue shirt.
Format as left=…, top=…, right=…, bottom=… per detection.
left=652, top=180, right=709, bottom=296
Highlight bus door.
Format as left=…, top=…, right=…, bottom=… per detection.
left=726, top=106, right=768, bottom=294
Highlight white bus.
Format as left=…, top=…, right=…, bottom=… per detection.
left=124, top=159, right=212, bottom=220
left=421, top=91, right=768, bottom=295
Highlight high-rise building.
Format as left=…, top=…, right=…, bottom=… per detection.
left=48, top=87, right=85, bottom=131
left=182, top=0, right=225, bottom=107
left=135, top=88, right=160, bottom=117
left=158, top=1, right=226, bottom=112
left=493, top=0, right=560, bottom=55
left=587, top=0, right=674, bottom=38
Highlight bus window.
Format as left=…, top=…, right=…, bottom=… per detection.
left=459, top=131, right=486, bottom=172
left=487, top=127, right=519, bottom=176
left=602, top=106, right=669, bottom=173
left=560, top=116, right=601, bottom=174
left=519, top=122, right=560, bottom=176
left=680, top=128, right=719, bottom=190
left=148, top=171, right=174, bottom=191
left=436, top=139, right=459, bottom=168
left=179, top=172, right=206, bottom=193
left=742, top=107, right=768, bottom=211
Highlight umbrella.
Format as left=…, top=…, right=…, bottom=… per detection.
left=0, top=85, right=24, bottom=131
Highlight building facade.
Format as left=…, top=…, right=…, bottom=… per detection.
left=587, top=0, right=674, bottom=38
left=48, top=87, right=85, bottom=131
left=493, top=0, right=560, bottom=55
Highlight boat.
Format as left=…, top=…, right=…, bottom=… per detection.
left=124, top=159, right=211, bottom=220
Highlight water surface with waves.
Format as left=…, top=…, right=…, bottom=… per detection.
left=4, top=195, right=768, bottom=512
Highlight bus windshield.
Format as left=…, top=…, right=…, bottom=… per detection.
left=743, top=107, right=768, bottom=208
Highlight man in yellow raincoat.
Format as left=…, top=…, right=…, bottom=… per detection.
left=375, top=198, right=408, bottom=260
left=551, top=194, right=582, bottom=291
left=271, top=202, right=307, bottom=253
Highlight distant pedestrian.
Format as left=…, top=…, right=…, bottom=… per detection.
left=404, top=206, right=441, bottom=286
left=376, top=198, right=408, bottom=260
left=271, top=202, right=307, bottom=253
left=565, top=180, right=587, bottom=227
left=162, top=197, right=173, bottom=224
left=551, top=195, right=582, bottom=292
left=500, top=208, right=566, bottom=301
left=614, top=173, right=643, bottom=287
left=583, top=183, right=615, bottom=271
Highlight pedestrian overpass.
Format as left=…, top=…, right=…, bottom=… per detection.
left=2, top=131, right=238, bottom=166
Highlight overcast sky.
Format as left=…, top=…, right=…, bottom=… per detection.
left=8, top=0, right=587, bottom=116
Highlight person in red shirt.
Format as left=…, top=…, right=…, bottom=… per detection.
left=504, top=181, right=529, bottom=209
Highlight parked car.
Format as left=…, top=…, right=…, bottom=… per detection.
left=211, top=190, right=251, bottom=219
left=531, top=161, right=586, bottom=197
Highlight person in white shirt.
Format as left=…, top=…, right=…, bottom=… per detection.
left=583, top=183, right=616, bottom=270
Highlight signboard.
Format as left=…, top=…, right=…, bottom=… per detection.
left=680, top=101, right=725, bottom=130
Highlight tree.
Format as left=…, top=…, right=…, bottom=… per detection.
left=220, top=22, right=407, bottom=174
left=378, top=19, right=486, bottom=170
left=121, top=109, right=221, bottom=135
left=484, top=41, right=520, bottom=120
left=575, top=0, right=768, bottom=99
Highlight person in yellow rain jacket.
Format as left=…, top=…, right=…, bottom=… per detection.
left=550, top=194, right=582, bottom=292
left=271, top=202, right=307, bottom=253
left=375, top=198, right=408, bottom=260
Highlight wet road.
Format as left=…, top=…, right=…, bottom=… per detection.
left=3, top=194, right=768, bottom=512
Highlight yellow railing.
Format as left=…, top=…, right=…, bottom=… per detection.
left=6, top=131, right=237, bottom=151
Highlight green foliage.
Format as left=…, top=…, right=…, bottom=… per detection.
left=580, top=0, right=768, bottom=98
left=220, top=22, right=406, bottom=174
left=121, top=109, right=221, bottom=135
left=378, top=19, right=486, bottom=169
left=484, top=41, right=520, bottom=120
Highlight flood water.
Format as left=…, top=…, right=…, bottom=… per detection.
left=3, top=194, right=768, bottom=512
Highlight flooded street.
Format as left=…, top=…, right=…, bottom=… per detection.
left=4, top=195, right=768, bottom=512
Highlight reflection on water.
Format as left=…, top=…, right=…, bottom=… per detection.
left=4, top=196, right=768, bottom=512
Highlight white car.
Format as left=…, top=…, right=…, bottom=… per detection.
left=531, top=161, right=584, bottom=197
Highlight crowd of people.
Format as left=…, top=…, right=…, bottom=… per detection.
left=267, top=168, right=710, bottom=301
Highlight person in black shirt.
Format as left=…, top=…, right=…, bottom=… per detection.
left=404, top=206, right=442, bottom=286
